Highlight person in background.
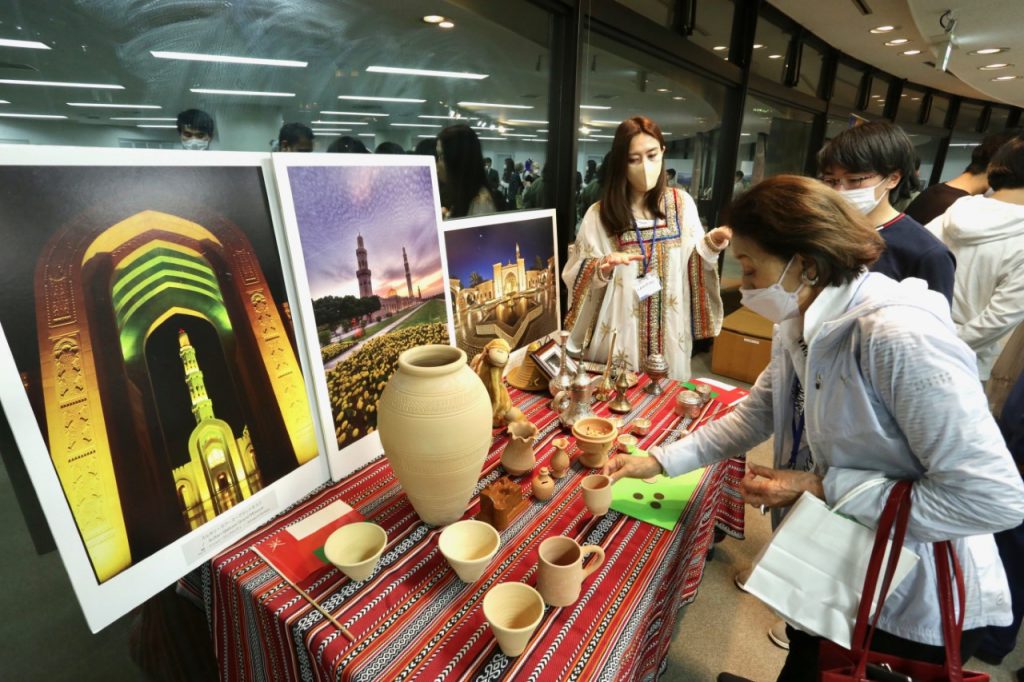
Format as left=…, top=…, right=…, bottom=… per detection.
left=327, top=136, right=369, bottom=153
left=667, top=168, right=678, bottom=188
left=578, top=152, right=609, bottom=229
left=733, top=170, right=746, bottom=196
left=522, top=164, right=545, bottom=209
left=436, top=124, right=505, bottom=218
left=484, top=157, right=500, bottom=193
left=891, top=150, right=922, bottom=212
left=277, top=122, right=314, bottom=152
left=177, top=109, right=214, bottom=150
left=584, top=158, right=597, bottom=185
left=925, top=134, right=1024, bottom=383
left=563, top=116, right=727, bottom=381
left=906, top=129, right=1020, bottom=225
left=605, top=175, right=1024, bottom=682
left=412, top=137, right=437, bottom=157
left=374, top=141, right=404, bottom=154
left=502, top=157, right=522, bottom=209
left=818, top=121, right=955, bottom=304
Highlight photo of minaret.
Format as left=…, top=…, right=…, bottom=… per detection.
left=356, top=234, right=372, bottom=298
left=403, top=246, right=413, bottom=297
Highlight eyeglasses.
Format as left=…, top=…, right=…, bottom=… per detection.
left=820, top=174, right=880, bottom=190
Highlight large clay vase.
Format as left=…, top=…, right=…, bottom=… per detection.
left=378, top=345, right=492, bottom=526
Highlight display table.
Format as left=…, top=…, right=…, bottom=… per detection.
left=199, top=377, right=746, bottom=681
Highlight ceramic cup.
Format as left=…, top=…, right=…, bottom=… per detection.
left=323, top=522, right=388, bottom=582
left=439, top=520, right=501, bottom=583
left=482, top=582, right=545, bottom=656
left=580, top=474, right=613, bottom=516
left=616, top=433, right=638, bottom=453
left=536, top=536, right=606, bottom=607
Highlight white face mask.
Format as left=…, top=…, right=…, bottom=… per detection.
left=627, top=157, right=662, bottom=194
left=181, top=137, right=209, bottom=151
left=739, top=257, right=805, bottom=323
left=838, top=177, right=888, bottom=215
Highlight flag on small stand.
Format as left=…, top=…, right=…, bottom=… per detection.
left=253, top=500, right=363, bottom=582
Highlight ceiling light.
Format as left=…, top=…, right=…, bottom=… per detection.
left=662, top=132, right=672, bottom=136
left=0, top=100, right=10, bottom=104
left=0, top=112, right=68, bottom=119
left=416, top=134, right=438, bottom=138
left=458, top=101, right=533, bottom=109
left=110, top=116, right=176, bottom=121
left=992, top=75, right=1019, bottom=81
left=656, top=87, right=669, bottom=92
left=390, top=122, right=441, bottom=127
left=713, top=46, right=728, bottom=51
left=971, top=47, right=1007, bottom=55
left=579, top=138, right=599, bottom=142
left=321, top=111, right=389, bottom=117
left=136, top=124, right=177, bottom=128
left=580, top=104, right=611, bottom=110
left=0, top=38, right=50, bottom=50
left=310, top=119, right=367, bottom=125
left=0, top=78, right=123, bottom=89
left=589, top=119, right=621, bottom=126
left=870, top=25, right=897, bottom=33
left=312, top=128, right=352, bottom=133
left=151, top=51, right=306, bottom=68
left=980, top=63, right=1012, bottom=70
left=672, top=96, right=685, bottom=100
left=366, top=65, right=488, bottom=80
left=505, top=119, right=547, bottom=125
left=741, top=133, right=752, bottom=136
left=885, top=39, right=909, bottom=46
left=501, top=133, right=536, bottom=138
left=422, top=15, right=445, bottom=23
left=339, top=95, right=426, bottom=103
left=579, top=126, right=591, bottom=134
left=67, top=102, right=162, bottom=109
left=538, top=129, right=548, bottom=133
left=901, top=50, right=922, bottom=56
left=438, top=21, right=455, bottom=29
left=358, top=133, right=376, bottom=137
left=591, top=134, right=614, bottom=139
left=911, top=97, right=920, bottom=101
left=768, top=54, right=783, bottom=59
left=477, top=137, right=504, bottom=141
left=418, top=114, right=458, bottom=120
left=191, top=88, right=294, bottom=96
left=527, top=139, right=548, bottom=143
left=753, top=44, right=764, bottom=49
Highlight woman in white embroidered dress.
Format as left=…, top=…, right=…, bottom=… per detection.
left=562, top=116, right=731, bottom=381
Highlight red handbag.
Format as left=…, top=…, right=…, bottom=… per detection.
left=819, top=480, right=989, bottom=682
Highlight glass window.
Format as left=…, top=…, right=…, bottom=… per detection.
left=955, top=102, right=985, bottom=132
left=614, top=0, right=673, bottom=27
left=867, top=75, right=890, bottom=115
left=687, top=0, right=736, bottom=58
left=906, top=133, right=942, bottom=189
left=832, top=62, right=862, bottom=108
left=742, top=95, right=814, bottom=180
left=989, top=106, right=1011, bottom=132
left=794, top=41, right=824, bottom=98
left=750, top=16, right=790, bottom=84
left=929, top=94, right=951, bottom=128
left=895, top=85, right=926, bottom=125
left=941, top=133, right=982, bottom=182
left=578, top=31, right=730, bottom=228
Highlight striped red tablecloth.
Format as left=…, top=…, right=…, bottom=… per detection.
left=203, top=377, right=747, bottom=681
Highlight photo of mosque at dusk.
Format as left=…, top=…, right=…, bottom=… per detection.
left=0, top=165, right=319, bottom=584
left=283, top=163, right=450, bottom=450
left=444, top=213, right=559, bottom=358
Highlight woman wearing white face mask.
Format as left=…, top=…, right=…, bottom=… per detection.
left=562, top=116, right=730, bottom=381
left=818, top=121, right=955, bottom=305
left=605, top=175, right=1024, bottom=682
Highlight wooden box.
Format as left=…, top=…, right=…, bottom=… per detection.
left=711, top=308, right=774, bottom=385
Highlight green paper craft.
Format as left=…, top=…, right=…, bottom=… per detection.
left=610, top=448, right=705, bottom=531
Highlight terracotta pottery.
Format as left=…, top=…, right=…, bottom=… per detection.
left=531, top=467, right=555, bottom=501
left=323, top=522, right=388, bottom=582
left=571, top=417, right=618, bottom=469
left=549, top=437, right=571, bottom=479
left=616, top=433, right=638, bottom=453
left=536, top=536, right=606, bottom=607
left=438, top=520, right=501, bottom=583
left=581, top=474, right=613, bottom=515
left=378, top=345, right=492, bottom=526
left=631, top=418, right=652, bottom=436
left=502, top=420, right=538, bottom=476
left=483, top=582, right=545, bottom=656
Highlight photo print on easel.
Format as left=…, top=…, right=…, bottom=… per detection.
left=0, top=147, right=328, bottom=632
left=273, top=154, right=453, bottom=480
left=441, top=209, right=561, bottom=360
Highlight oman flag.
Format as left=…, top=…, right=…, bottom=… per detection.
left=254, top=499, right=364, bottom=582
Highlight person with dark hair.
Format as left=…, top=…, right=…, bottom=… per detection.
left=562, top=116, right=727, bottom=380
left=733, top=170, right=746, bottom=196
left=906, top=129, right=1020, bottom=225
left=436, top=125, right=504, bottom=218
left=374, top=141, right=404, bottom=155
left=502, top=157, right=522, bottom=209
left=891, top=148, right=922, bottom=212
left=327, top=136, right=369, bottom=153
left=577, top=152, right=610, bottom=228
left=277, top=122, right=314, bottom=152
left=605, top=174, right=1024, bottom=682
left=666, top=167, right=678, bottom=188
left=522, top=164, right=546, bottom=209
left=176, top=108, right=215, bottom=150
left=818, top=120, right=955, bottom=304
left=484, top=157, right=500, bottom=193
left=584, top=159, right=597, bottom=185
left=412, top=137, right=437, bottom=157
left=925, top=134, right=1024, bottom=382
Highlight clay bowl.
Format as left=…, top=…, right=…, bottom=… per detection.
left=631, top=418, right=651, bottom=436
left=571, top=417, right=618, bottom=469
left=616, top=433, right=638, bottom=453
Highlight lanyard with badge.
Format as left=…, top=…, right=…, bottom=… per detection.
left=633, top=195, right=672, bottom=301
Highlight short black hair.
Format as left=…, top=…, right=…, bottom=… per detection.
left=177, top=109, right=214, bottom=136
left=484, top=157, right=492, bottom=165
left=987, top=134, right=1024, bottom=191
left=966, top=129, right=1021, bottom=175
left=735, top=170, right=744, bottom=179
left=413, top=137, right=437, bottom=157
left=374, top=141, right=405, bottom=155
left=278, top=122, right=313, bottom=146
left=817, top=121, right=917, bottom=202
left=667, top=168, right=676, bottom=178
left=327, top=136, right=369, bottom=153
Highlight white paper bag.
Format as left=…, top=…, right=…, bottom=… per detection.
left=741, top=484, right=920, bottom=649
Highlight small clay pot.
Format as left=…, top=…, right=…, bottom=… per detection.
left=502, top=420, right=538, bottom=476
left=532, top=468, right=555, bottom=501
left=550, top=437, right=571, bottom=479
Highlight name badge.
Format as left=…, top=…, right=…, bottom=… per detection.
left=634, top=273, right=662, bottom=301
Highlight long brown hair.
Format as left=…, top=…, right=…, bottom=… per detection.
left=599, top=116, right=667, bottom=236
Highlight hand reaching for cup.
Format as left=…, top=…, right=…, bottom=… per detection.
left=603, top=452, right=664, bottom=483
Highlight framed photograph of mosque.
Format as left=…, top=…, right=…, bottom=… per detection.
left=0, top=146, right=329, bottom=632
left=441, top=209, right=561, bottom=360
left=271, top=154, right=452, bottom=481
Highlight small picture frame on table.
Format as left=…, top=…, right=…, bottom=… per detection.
left=530, top=338, right=576, bottom=379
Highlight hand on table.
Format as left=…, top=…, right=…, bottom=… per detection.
left=604, top=452, right=664, bottom=483
left=598, top=252, right=643, bottom=278
left=740, top=463, right=824, bottom=510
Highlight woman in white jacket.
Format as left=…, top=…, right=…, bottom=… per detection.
left=606, top=175, right=1024, bottom=682
left=926, top=134, right=1024, bottom=381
